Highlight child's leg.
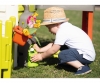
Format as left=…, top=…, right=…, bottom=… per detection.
left=58, top=48, right=92, bottom=66
left=66, top=61, right=84, bottom=69
left=58, top=48, right=92, bottom=75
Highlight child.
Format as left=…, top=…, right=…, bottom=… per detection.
left=30, top=7, right=96, bottom=75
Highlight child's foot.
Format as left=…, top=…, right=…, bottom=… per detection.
left=75, top=65, right=92, bottom=75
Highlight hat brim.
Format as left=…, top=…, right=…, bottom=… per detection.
left=41, top=18, right=69, bottom=26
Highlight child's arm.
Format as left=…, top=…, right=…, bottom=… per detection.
left=33, top=43, right=53, bottom=53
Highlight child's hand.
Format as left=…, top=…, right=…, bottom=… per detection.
left=30, top=53, right=43, bottom=62
left=33, top=44, right=41, bottom=52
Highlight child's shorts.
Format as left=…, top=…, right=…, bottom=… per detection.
left=58, top=48, right=92, bottom=65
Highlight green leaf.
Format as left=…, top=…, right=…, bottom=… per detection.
left=34, top=36, right=41, bottom=46
left=28, top=28, right=37, bottom=34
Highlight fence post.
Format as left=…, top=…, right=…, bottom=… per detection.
left=82, top=11, right=93, bottom=39
left=0, top=18, right=15, bottom=78
left=1, top=20, right=13, bottom=78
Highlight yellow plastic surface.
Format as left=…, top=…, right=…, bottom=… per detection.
left=0, top=20, right=2, bottom=78
left=0, top=17, right=16, bottom=78
left=18, top=5, right=24, bottom=12
left=53, top=50, right=60, bottom=58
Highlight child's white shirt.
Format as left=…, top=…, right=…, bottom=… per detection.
left=54, top=22, right=96, bottom=61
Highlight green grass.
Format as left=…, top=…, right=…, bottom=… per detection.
left=11, top=10, right=100, bottom=78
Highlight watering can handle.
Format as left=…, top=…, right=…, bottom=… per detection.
left=28, top=44, right=37, bottom=53
left=30, top=44, right=33, bottom=49
left=13, top=26, right=23, bottom=34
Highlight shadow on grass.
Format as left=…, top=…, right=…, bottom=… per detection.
left=41, top=57, right=76, bottom=73
left=55, top=63, right=77, bottom=72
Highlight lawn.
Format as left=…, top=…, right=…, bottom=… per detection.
left=11, top=9, right=100, bottom=78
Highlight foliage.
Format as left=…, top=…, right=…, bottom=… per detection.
left=22, top=12, right=41, bottom=46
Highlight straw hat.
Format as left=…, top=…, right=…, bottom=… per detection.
left=41, top=7, right=69, bottom=25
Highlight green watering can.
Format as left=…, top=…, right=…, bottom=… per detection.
left=27, top=44, right=39, bottom=67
